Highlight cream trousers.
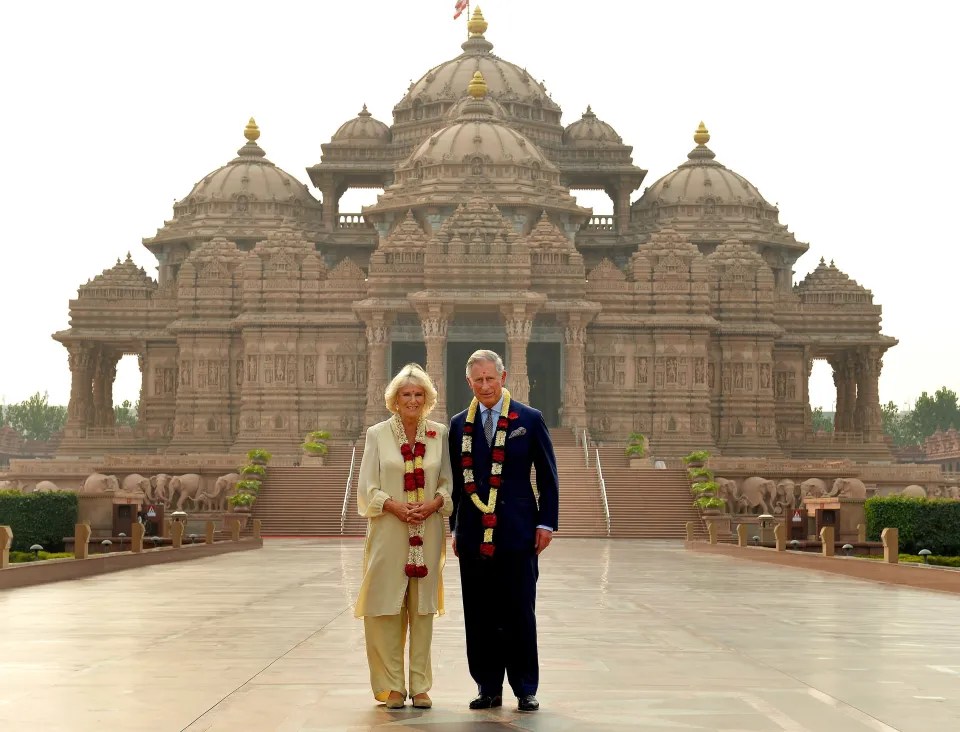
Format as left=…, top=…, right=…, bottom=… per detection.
left=363, top=578, right=434, bottom=700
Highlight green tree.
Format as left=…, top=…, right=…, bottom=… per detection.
left=906, top=387, right=960, bottom=443
left=881, top=401, right=913, bottom=447
left=811, top=407, right=834, bottom=433
left=113, top=399, right=139, bottom=428
left=4, top=392, right=67, bottom=441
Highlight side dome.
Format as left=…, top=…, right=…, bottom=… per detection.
left=631, top=123, right=806, bottom=260
left=393, top=8, right=560, bottom=127
left=331, top=105, right=390, bottom=145
left=145, top=119, right=323, bottom=252
left=563, top=106, right=622, bottom=147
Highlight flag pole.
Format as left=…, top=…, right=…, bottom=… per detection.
left=466, top=1, right=470, bottom=39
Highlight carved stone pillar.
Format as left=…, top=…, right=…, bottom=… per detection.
left=856, top=349, right=883, bottom=439
left=363, top=319, right=392, bottom=427
left=503, top=315, right=533, bottom=405
left=66, top=343, right=96, bottom=433
left=561, top=323, right=588, bottom=428
left=91, top=349, right=121, bottom=428
left=420, top=314, right=449, bottom=422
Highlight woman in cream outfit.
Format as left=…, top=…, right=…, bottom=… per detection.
left=356, top=363, right=453, bottom=709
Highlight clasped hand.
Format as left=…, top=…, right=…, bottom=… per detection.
left=386, top=497, right=439, bottom=525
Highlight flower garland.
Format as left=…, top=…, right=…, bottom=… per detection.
left=391, top=415, right=428, bottom=578
left=461, top=388, right=519, bottom=558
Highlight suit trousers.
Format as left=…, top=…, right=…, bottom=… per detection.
left=458, top=548, right=539, bottom=697
left=362, top=578, right=434, bottom=700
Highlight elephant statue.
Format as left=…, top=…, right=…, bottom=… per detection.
left=169, top=473, right=204, bottom=510
left=0, top=479, right=25, bottom=491
left=901, top=484, right=926, bottom=498
left=715, top=477, right=738, bottom=514
left=148, top=474, right=173, bottom=504
left=34, top=480, right=60, bottom=492
left=738, top=476, right=775, bottom=515
left=80, top=473, right=120, bottom=493
left=773, top=479, right=797, bottom=514
left=831, top=477, right=867, bottom=499
left=195, top=473, right=240, bottom=512
left=799, top=478, right=828, bottom=499
left=121, top=473, right=150, bottom=495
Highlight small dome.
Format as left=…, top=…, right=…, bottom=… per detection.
left=563, top=106, right=622, bottom=147
left=795, top=258, right=873, bottom=303
left=331, top=105, right=390, bottom=144
left=637, top=123, right=767, bottom=207
left=400, top=77, right=554, bottom=181
left=180, top=118, right=318, bottom=208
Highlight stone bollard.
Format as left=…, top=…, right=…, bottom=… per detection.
left=685, top=521, right=695, bottom=542
left=707, top=521, right=718, bottom=545
left=74, top=524, right=92, bottom=560
left=131, top=522, right=145, bottom=553
left=881, top=527, right=899, bottom=563
left=774, top=523, right=786, bottom=552
left=171, top=521, right=185, bottom=549
left=820, top=526, right=835, bottom=557
left=857, top=523, right=867, bottom=543
left=230, top=519, right=241, bottom=542
left=0, top=525, right=12, bottom=569
left=737, top=524, right=748, bottom=547
left=253, top=519, right=262, bottom=540
left=205, top=520, right=215, bottom=544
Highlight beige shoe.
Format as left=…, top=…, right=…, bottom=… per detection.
left=412, top=693, right=432, bottom=709
left=385, top=692, right=405, bottom=709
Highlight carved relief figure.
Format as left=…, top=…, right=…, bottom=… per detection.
left=733, top=363, right=744, bottom=389
left=775, top=372, right=787, bottom=399
left=637, top=357, right=648, bottom=384
left=759, top=364, right=771, bottom=389
left=275, top=355, right=286, bottom=382
left=247, top=355, right=258, bottom=382
left=304, top=355, right=316, bottom=384
left=180, top=360, right=192, bottom=386
left=666, top=357, right=677, bottom=384
left=694, top=358, right=705, bottom=385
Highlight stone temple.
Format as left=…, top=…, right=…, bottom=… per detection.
left=53, top=9, right=895, bottom=459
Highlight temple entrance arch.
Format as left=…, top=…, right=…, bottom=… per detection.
left=528, top=342, right=562, bottom=426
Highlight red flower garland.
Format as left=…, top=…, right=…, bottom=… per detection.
left=400, top=439, right=428, bottom=578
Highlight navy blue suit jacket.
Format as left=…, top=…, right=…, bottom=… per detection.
left=448, top=400, right=559, bottom=553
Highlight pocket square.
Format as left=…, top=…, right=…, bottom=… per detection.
left=508, top=426, right=527, bottom=439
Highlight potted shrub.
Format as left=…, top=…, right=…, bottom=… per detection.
left=301, top=430, right=331, bottom=466
left=247, top=448, right=272, bottom=466
left=682, top=449, right=711, bottom=470
left=228, top=480, right=260, bottom=512
left=624, top=432, right=649, bottom=468
left=239, top=463, right=266, bottom=477
left=691, top=480, right=724, bottom=514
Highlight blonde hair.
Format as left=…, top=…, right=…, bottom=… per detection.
left=384, top=363, right=438, bottom=416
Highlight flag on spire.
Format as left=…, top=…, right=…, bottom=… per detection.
left=454, top=0, right=469, bottom=20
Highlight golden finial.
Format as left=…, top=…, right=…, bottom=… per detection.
left=693, top=121, right=710, bottom=146
left=468, top=6, right=488, bottom=37
left=468, top=71, right=488, bottom=99
left=244, top=117, right=260, bottom=142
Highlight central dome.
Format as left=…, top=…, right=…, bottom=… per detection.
left=393, top=8, right=560, bottom=127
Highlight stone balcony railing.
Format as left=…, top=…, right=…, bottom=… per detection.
left=583, top=215, right=615, bottom=231
left=804, top=431, right=866, bottom=444
left=337, top=213, right=373, bottom=229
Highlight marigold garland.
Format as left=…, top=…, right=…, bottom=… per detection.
left=392, top=415, right=428, bottom=578
left=461, top=388, right=515, bottom=558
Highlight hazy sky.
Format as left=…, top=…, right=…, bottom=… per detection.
left=1, top=0, right=956, bottom=414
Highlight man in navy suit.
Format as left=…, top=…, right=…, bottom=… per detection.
left=449, top=349, right=559, bottom=713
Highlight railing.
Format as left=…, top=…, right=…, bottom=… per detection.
left=581, top=428, right=590, bottom=467
left=340, top=446, right=357, bottom=535
left=584, top=215, right=615, bottom=231
left=595, top=447, right=611, bottom=537
left=337, top=213, right=373, bottom=229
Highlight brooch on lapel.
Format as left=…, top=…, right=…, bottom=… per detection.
left=507, top=426, right=527, bottom=439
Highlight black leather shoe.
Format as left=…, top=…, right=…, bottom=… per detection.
left=469, top=693, right=502, bottom=710
left=517, top=695, right=539, bottom=712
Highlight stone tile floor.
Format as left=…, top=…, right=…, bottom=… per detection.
left=1, top=538, right=959, bottom=731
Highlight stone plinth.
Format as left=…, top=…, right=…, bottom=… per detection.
left=803, top=496, right=865, bottom=544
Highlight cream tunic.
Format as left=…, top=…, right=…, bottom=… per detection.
left=354, top=418, right=454, bottom=618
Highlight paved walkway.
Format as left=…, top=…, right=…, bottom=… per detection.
left=1, top=539, right=959, bottom=731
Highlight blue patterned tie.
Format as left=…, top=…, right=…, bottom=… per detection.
left=484, top=409, right=495, bottom=447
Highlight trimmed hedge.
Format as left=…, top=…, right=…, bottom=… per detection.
left=0, top=491, right=79, bottom=552
left=865, top=496, right=960, bottom=555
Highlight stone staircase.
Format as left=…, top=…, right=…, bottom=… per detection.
left=549, top=428, right=608, bottom=538
left=253, top=443, right=358, bottom=536
left=595, top=446, right=705, bottom=539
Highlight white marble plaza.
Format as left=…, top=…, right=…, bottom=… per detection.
left=1, top=539, right=959, bottom=731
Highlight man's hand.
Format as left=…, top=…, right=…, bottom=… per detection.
left=534, top=528, right=553, bottom=555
